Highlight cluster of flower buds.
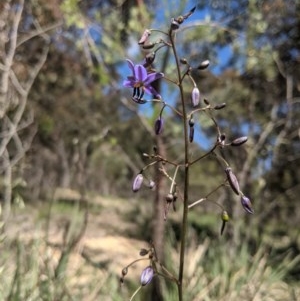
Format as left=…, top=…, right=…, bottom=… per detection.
left=224, top=167, right=254, bottom=214
left=132, top=172, right=156, bottom=192
left=120, top=246, right=159, bottom=301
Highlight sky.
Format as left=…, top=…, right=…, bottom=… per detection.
left=119, top=2, right=236, bottom=149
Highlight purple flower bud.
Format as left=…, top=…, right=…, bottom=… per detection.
left=132, top=173, right=144, bottom=192
left=140, top=266, right=154, bottom=286
left=231, top=136, right=248, bottom=146
left=241, top=195, right=254, bottom=214
left=225, top=167, right=240, bottom=195
left=138, top=29, right=151, bottom=45
left=191, top=86, right=200, bottom=107
left=154, top=117, right=164, bottom=135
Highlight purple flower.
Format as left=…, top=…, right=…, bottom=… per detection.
left=241, top=195, right=254, bottom=214
left=140, top=266, right=154, bottom=286
left=123, top=59, right=164, bottom=101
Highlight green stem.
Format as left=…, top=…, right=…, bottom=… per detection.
left=169, top=29, right=189, bottom=301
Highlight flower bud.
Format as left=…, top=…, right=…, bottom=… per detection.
left=154, top=117, right=164, bottom=135
left=214, top=103, right=226, bottom=110
left=171, top=18, right=180, bottom=30
left=165, top=193, right=174, bottom=203
left=183, top=6, right=196, bottom=19
left=140, top=266, right=154, bottom=286
left=180, top=58, right=188, bottom=64
left=220, top=210, right=229, bottom=235
left=122, top=267, right=128, bottom=276
left=143, top=52, right=156, bottom=67
left=191, top=86, right=200, bottom=107
left=225, top=167, right=240, bottom=195
left=148, top=180, right=156, bottom=189
left=139, top=248, right=149, bottom=256
left=132, top=173, right=144, bottom=192
left=138, top=29, right=151, bottom=45
left=188, top=117, right=195, bottom=127
left=189, top=126, right=194, bottom=143
left=241, top=195, right=254, bottom=214
left=204, top=98, right=210, bottom=105
left=197, top=59, right=210, bottom=70
left=231, top=136, right=248, bottom=146
left=222, top=210, right=229, bottom=222
left=142, top=43, right=155, bottom=49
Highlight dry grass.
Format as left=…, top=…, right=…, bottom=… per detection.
left=0, top=194, right=299, bottom=301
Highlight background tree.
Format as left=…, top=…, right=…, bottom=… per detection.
left=0, top=0, right=52, bottom=225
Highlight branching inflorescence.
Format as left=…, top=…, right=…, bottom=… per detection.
left=121, top=6, right=254, bottom=301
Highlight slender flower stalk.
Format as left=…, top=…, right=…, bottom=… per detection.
left=122, top=6, right=253, bottom=301
left=169, top=26, right=190, bottom=301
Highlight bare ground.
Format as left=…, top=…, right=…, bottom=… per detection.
left=1, top=191, right=150, bottom=297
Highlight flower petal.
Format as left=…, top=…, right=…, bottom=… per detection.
left=144, top=72, right=164, bottom=85
left=126, top=59, right=135, bottom=75
left=144, top=85, right=161, bottom=99
left=123, top=79, right=135, bottom=87
left=134, top=64, right=148, bottom=82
